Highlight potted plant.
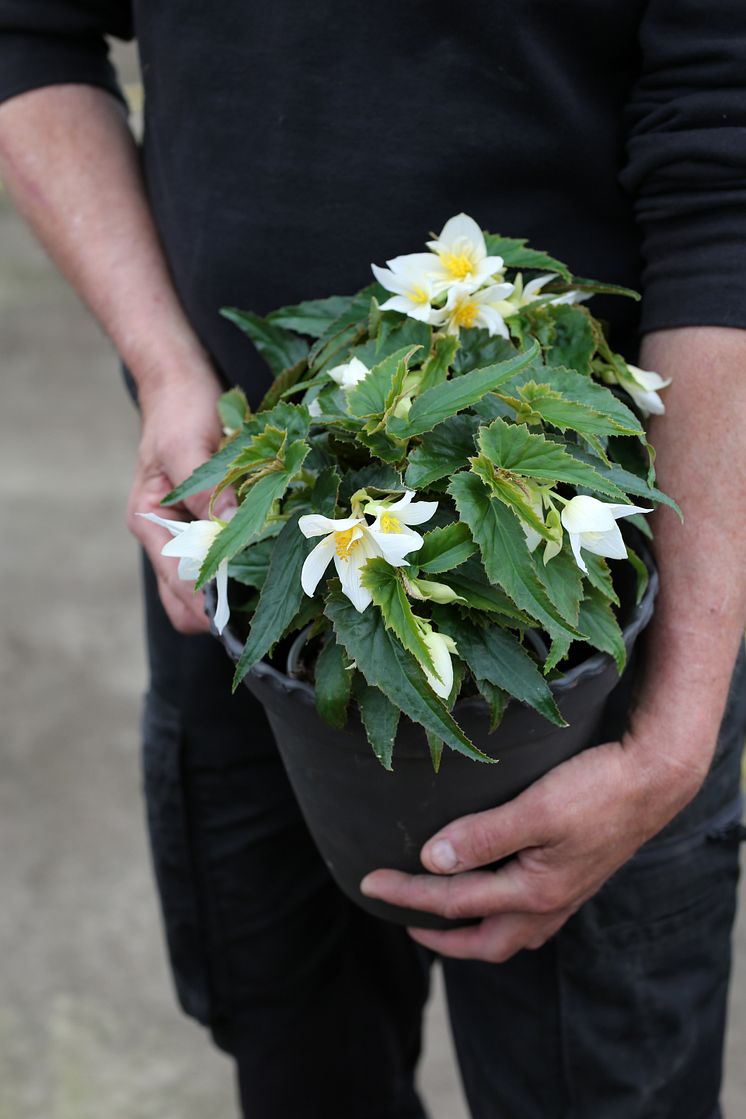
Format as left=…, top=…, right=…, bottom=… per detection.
left=143, top=214, right=676, bottom=928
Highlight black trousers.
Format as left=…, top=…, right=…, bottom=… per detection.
left=140, top=557, right=745, bottom=1119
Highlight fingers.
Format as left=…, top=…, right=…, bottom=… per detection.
left=407, top=907, right=574, bottom=963
left=361, top=865, right=527, bottom=921
left=420, top=789, right=553, bottom=875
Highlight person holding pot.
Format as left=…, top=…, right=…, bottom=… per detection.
left=1, top=3, right=745, bottom=1117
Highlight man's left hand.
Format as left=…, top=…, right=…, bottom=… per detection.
left=360, top=733, right=703, bottom=962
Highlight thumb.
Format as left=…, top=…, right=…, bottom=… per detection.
left=421, top=796, right=545, bottom=875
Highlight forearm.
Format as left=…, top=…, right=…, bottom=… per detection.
left=627, top=326, right=746, bottom=788
left=0, top=83, right=214, bottom=401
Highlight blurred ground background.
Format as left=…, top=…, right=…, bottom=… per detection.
left=1, top=43, right=744, bottom=1119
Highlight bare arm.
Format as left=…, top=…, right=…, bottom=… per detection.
left=363, top=326, right=746, bottom=958
left=0, top=84, right=230, bottom=632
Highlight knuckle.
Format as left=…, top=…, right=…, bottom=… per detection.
left=442, top=886, right=472, bottom=922
left=460, top=816, right=497, bottom=867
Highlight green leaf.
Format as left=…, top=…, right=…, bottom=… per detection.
left=198, top=440, right=308, bottom=587
left=577, top=587, right=626, bottom=673
left=404, top=414, right=481, bottom=489
left=442, top=613, right=566, bottom=727
left=410, top=522, right=477, bottom=575
left=440, top=563, right=533, bottom=625
left=230, top=512, right=309, bottom=687
left=221, top=307, right=309, bottom=376
left=452, top=329, right=516, bottom=375
left=544, top=633, right=572, bottom=675
left=470, top=454, right=553, bottom=540
left=517, top=366, right=644, bottom=438
left=227, top=537, right=276, bottom=589
left=483, top=233, right=572, bottom=282
left=266, top=295, right=356, bottom=338
left=361, top=558, right=438, bottom=677
left=339, top=463, right=404, bottom=505
left=543, top=305, right=595, bottom=374
left=626, top=546, right=650, bottom=606
left=418, top=334, right=459, bottom=394
left=314, top=634, right=352, bottom=728
left=353, top=677, right=400, bottom=771
left=562, top=276, right=640, bottom=301
left=257, top=357, right=309, bottom=412
left=475, top=678, right=509, bottom=732
left=426, top=730, right=444, bottom=773
left=347, top=345, right=418, bottom=420
left=535, top=547, right=584, bottom=627
left=582, top=552, right=619, bottom=605
left=163, top=402, right=310, bottom=507
left=326, top=587, right=491, bottom=763
left=474, top=417, right=628, bottom=501
left=218, top=388, right=250, bottom=433
left=448, top=472, right=581, bottom=641
left=388, top=341, right=540, bottom=438
left=565, top=446, right=681, bottom=519
left=311, top=467, right=340, bottom=518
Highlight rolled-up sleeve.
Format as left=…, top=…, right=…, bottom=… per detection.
left=620, top=0, right=746, bottom=333
left=0, top=2, right=133, bottom=107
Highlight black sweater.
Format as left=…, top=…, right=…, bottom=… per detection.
left=1, top=1, right=745, bottom=402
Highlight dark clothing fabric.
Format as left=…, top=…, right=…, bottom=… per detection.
left=2, top=2, right=746, bottom=408
left=142, top=551, right=745, bottom=1119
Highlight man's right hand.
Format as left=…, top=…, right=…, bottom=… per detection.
left=127, top=370, right=236, bottom=634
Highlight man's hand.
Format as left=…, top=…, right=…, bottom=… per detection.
left=127, top=369, right=235, bottom=634
left=360, top=730, right=704, bottom=961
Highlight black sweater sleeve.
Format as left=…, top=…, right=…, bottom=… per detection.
left=0, top=2, right=133, bottom=107
left=620, top=0, right=746, bottom=334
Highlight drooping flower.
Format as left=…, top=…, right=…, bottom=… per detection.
left=430, top=281, right=515, bottom=338
left=417, top=620, right=458, bottom=699
left=560, top=496, right=650, bottom=574
left=328, top=356, right=370, bottom=392
left=371, top=254, right=442, bottom=323
left=425, top=212, right=506, bottom=293
left=620, top=363, right=671, bottom=416
left=137, top=512, right=231, bottom=634
left=363, top=490, right=439, bottom=557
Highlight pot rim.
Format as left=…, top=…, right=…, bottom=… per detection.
left=209, top=539, right=659, bottom=711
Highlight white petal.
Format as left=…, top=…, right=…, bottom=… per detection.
left=422, top=629, right=454, bottom=699
left=522, top=273, right=557, bottom=300
left=213, top=559, right=230, bottom=635
left=607, top=503, right=651, bottom=521
left=371, top=262, right=406, bottom=295
left=136, top=512, right=189, bottom=538
left=522, top=523, right=543, bottom=553
left=385, top=252, right=442, bottom=281
left=334, top=535, right=377, bottom=613
left=177, top=555, right=202, bottom=580
left=580, top=524, right=628, bottom=561
left=476, top=306, right=510, bottom=339
left=568, top=531, right=588, bottom=574
left=301, top=535, right=336, bottom=596
left=429, top=212, right=485, bottom=255
left=369, top=525, right=423, bottom=566
left=161, top=520, right=220, bottom=559
left=561, top=496, right=617, bottom=534
left=628, top=387, right=666, bottom=416
left=308, top=397, right=322, bottom=417
left=627, top=364, right=671, bottom=392
left=298, top=513, right=360, bottom=539
left=397, top=501, right=439, bottom=526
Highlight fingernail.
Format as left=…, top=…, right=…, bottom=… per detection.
left=359, top=875, right=379, bottom=897
left=429, top=839, right=459, bottom=872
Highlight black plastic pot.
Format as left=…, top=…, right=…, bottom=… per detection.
left=207, top=549, right=658, bottom=929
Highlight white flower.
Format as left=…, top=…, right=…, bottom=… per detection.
left=560, top=496, right=650, bottom=574
left=418, top=621, right=458, bottom=700
left=137, top=512, right=230, bottom=634
left=371, top=254, right=442, bottom=323
left=307, top=397, right=323, bottom=417
left=328, top=356, right=370, bottom=392
left=621, top=364, right=671, bottom=416
left=425, top=212, right=506, bottom=294
left=299, top=503, right=428, bottom=613
left=363, top=490, right=439, bottom=556
left=431, top=281, right=515, bottom=338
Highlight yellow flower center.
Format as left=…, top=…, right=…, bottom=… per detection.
left=380, top=513, right=402, bottom=534
left=410, top=284, right=430, bottom=305
left=334, top=527, right=360, bottom=559
left=452, top=298, right=479, bottom=328
left=441, top=251, right=475, bottom=281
